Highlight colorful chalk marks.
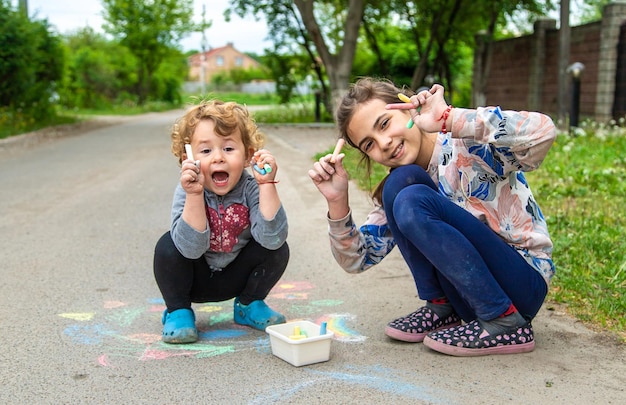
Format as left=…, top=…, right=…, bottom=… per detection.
left=59, top=280, right=365, bottom=366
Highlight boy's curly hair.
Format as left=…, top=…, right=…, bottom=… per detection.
left=171, top=100, right=265, bottom=165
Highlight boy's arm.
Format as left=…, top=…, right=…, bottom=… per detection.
left=257, top=182, right=281, bottom=220
left=170, top=184, right=210, bottom=259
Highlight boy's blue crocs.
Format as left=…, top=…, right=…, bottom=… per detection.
left=233, top=298, right=286, bottom=330
left=161, top=308, right=198, bottom=344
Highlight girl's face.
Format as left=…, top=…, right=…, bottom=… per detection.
left=347, top=99, right=425, bottom=168
left=190, top=119, right=253, bottom=196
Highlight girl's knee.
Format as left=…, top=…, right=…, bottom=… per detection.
left=383, top=165, right=436, bottom=205
left=391, top=185, right=438, bottom=231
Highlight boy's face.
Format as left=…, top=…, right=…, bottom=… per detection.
left=190, top=119, right=253, bottom=196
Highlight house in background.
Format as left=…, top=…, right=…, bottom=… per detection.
left=188, top=42, right=261, bottom=83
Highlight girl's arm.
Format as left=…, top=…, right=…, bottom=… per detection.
left=328, top=207, right=396, bottom=273
left=387, top=84, right=556, bottom=173
left=451, top=107, right=557, bottom=172
left=309, top=148, right=395, bottom=273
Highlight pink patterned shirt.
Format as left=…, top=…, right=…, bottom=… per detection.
left=328, top=107, right=556, bottom=284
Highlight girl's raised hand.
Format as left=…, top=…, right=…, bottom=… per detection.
left=308, top=141, right=349, bottom=203
left=386, top=84, right=450, bottom=133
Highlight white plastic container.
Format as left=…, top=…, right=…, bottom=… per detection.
left=265, top=320, right=333, bottom=367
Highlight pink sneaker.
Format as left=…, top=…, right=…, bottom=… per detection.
left=423, top=319, right=535, bottom=356
left=384, top=306, right=461, bottom=343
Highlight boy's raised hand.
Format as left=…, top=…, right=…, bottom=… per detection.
left=250, top=149, right=278, bottom=183
left=180, top=158, right=204, bottom=195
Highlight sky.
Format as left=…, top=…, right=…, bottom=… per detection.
left=21, top=0, right=271, bottom=54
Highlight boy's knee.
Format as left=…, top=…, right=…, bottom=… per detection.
left=154, top=232, right=180, bottom=259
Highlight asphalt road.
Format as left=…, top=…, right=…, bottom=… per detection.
left=1, top=111, right=624, bottom=404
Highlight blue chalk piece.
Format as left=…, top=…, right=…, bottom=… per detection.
left=263, top=163, right=272, bottom=173
left=320, top=322, right=327, bottom=335
left=253, top=164, right=266, bottom=175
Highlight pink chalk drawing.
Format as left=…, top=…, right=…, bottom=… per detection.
left=58, top=280, right=365, bottom=366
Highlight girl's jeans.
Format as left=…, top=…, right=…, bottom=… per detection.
left=382, top=165, right=547, bottom=322
left=154, top=231, right=289, bottom=312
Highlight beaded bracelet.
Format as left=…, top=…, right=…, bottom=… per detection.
left=440, top=105, right=453, bottom=134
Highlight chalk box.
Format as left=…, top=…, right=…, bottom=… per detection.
left=265, top=320, right=333, bottom=367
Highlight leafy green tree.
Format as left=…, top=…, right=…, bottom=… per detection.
left=229, top=0, right=365, bottom=110
left=573, top=0, right=610, bottom=23
left=259, top=51, right=309, bottom=103
left=227, top=0, right=326, bottom=105
left=358, top=0, right=554, bottom=102
left=59, top=27, right=137, bottom=109
left=101, top=0, right=195, bottom=104
left=0, top=0, right=63, bottom=122
left=151, top=48, right=188, bottom=104
left=230, top=0, right=560, bottom=108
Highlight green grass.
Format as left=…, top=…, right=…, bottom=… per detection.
left=193, top=92, right=334, bottom=123
left=1, top=93, right=333, bottom=139
left=0, top=107, right=79, bottom=139
left=182, top=91, right=281, bottom=106
left=528, top=123, right=626, bottom=340
left=318, top=121, right=626, bottom=341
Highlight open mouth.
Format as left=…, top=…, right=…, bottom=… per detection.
left=211, top=171, right=230, bottom=187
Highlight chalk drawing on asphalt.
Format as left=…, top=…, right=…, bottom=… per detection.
left=58, top=280, right=366, bottom=366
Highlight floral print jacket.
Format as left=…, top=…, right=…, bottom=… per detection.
left=328, top=106, right=556, bottom=284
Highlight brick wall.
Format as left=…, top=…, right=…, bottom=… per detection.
left=479, top=2, right=626, bottom=123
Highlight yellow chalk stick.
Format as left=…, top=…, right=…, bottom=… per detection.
left=398, top=93, right=411, bottom=103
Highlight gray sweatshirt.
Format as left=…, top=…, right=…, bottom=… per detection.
left=170, top=171, right=288, bottom=270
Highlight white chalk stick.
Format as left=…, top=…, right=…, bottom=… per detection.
left=184, top=144, right=194, bottom=161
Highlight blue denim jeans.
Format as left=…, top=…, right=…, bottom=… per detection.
left=382, top=165, right=547, bottom=322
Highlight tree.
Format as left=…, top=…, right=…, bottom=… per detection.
left=101, top=0, right=195, bottom=104
left=357, top=0, right=556, bottom=104
left=0, top=0, right=63, bottom=121
left=228, top=0, right=365, bottom=109
left=228, top=1, right=328, bottom=106
left=294, top=0, right=365, bottom=105
left=59, top=27, right=137, bottom=109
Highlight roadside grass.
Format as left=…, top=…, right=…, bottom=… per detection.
left=528, top=123, right=626, bottom=340
left=0, top=107, right=78, bottom=139
left=0, top=93, right=332, bottom=139
left=181, top=91, right=280, bottom=106
left=316, top=120, right=626, bottom=341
